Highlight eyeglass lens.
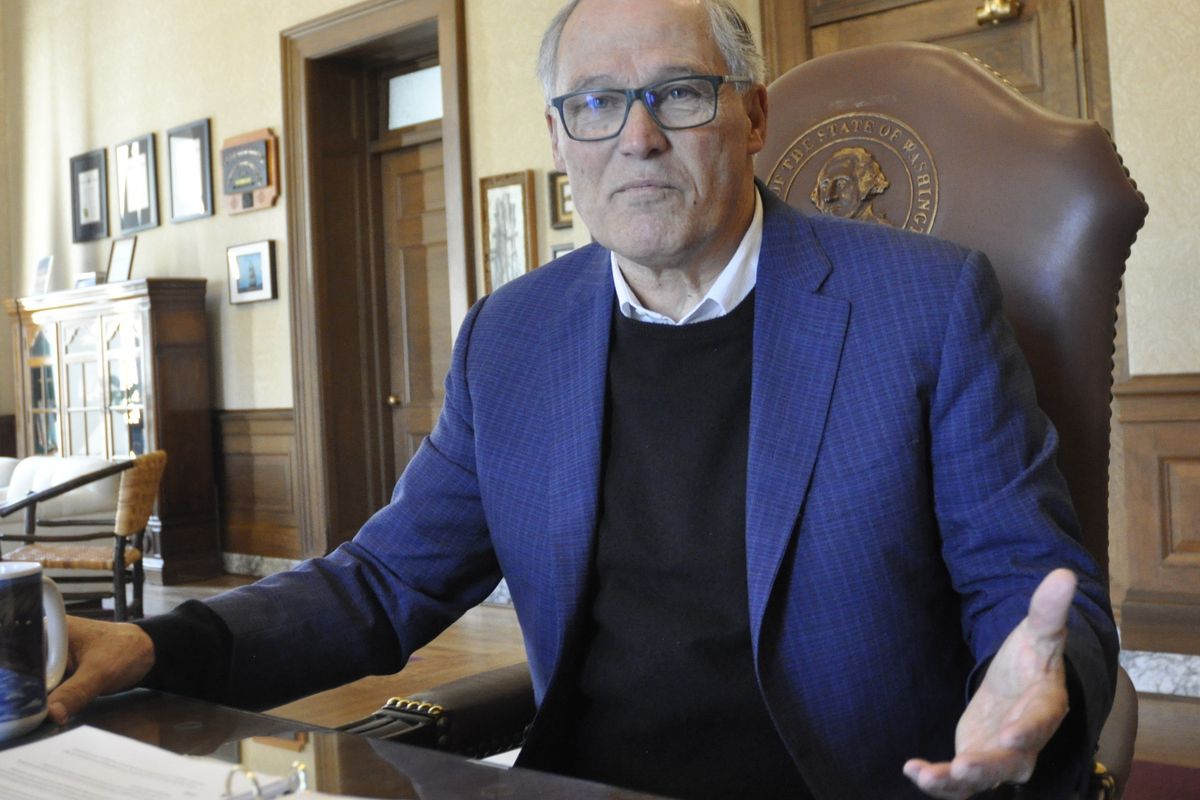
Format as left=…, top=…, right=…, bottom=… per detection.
left=561, top=77, right=719, bottom=140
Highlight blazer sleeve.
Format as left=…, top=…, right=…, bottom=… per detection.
left=930, top=252, right=1118, bottom=781
left=197, top=297, right=502, bottom=711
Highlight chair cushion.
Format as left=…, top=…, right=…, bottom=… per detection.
left=4, top=543, right=142, bottom=570
left=1, top=456, right=120, bottom=519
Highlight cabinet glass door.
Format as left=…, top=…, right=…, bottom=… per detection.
left=27, top=326, right=60, bottom=455
left=62, top=319, right=106, bottom=455
left=103, top=315, right=147, bottom=457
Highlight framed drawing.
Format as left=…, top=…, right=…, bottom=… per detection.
left=481, top=171, right=537, bottom=293
left=114, top=133, right=159, bottom=234
left=550, top=242, right=575, bottom=260
left=549, top=171, right=573, bottom=229
left=69, top=149, right=108, bottom=242
left=227, top=240, right=276, bottom=304
left=106, top=236, right=137, bottom=283
left=166, top=119, right=213, bottom=223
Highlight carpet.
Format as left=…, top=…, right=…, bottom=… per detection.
left=1124, top=760, right=1200, bottom=799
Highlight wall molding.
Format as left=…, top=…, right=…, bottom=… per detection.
left=214, top=409, right=300, bottom=560
left=1114, top=374, right=1200, bottom=655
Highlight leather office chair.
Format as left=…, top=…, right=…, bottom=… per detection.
left=0, top=450, right=168, bottom=621
left=344, top=42, right=1147, bottom=795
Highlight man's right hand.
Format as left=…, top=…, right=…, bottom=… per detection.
left=46, top=616, right=156, bottom=724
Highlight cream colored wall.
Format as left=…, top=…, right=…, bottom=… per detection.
left=0, top=2, right=13, bottom=416
left=1108, top=1, right=1200, bottom=376
left=464, top=0, right=763, bottom=288
left=1, top=0, right=356, bottom=412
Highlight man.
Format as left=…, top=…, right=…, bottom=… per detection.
left=810, top=145, right=892, bottom=224
left=52, top=1, right=1117, bottom=798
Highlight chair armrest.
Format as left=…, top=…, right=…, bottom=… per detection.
left=337, top=662, right=535, bottom=759
left=0, top=529, right=117, bottom=544
left=0, top=460, right=132, bottom=518
left=35, top=517, right=118, bottom=528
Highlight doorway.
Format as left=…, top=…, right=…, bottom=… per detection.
left=281, top=0, right=474, bottom=557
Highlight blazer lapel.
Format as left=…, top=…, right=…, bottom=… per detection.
left=540, top=245, right=614, bottom=664
left=746, top=193, right=850, bottom=655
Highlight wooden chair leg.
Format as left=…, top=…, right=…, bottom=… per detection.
left=131, top=559, right=144, bottom=619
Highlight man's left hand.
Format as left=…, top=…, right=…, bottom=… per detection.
left=902, top=568, right=1075, bottom=799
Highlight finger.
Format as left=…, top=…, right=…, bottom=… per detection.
left=47, top=673, right=101, bottom=724
left=1024, top=568, right=1075, bottom=642
left=905, top=751, right=1036, bottom=799
left=903, top=759, right=972, bottom=800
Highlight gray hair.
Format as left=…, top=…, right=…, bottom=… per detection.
left=536, top=0, right=764, bottom=100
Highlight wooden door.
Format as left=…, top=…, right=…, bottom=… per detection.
left=762, top=0, right=1114, bottom=125
left=380, top=129, right=452, bottom=478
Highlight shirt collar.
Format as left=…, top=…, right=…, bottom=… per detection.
left=611, top=189, right=763, bottom=325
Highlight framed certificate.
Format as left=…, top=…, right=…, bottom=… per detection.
left=70, top=150, right=108, bottom=243
left=114, top=133, right=160, bottom=234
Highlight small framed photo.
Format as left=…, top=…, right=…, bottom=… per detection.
left=550, top=242, right=575, bottom=260
left=481, top=171, right=537, bottom=293
left=106, top=236, right=137, bottom=283
left=166, top=118, right=213, bottom=223
left=33, top=255, right=54, bottom=294
left=74, top=272, right=98, bottom=289
left=227, top=240, right=276, bottom=304
left=549, top=171, right=573, bottom=229
left=70, top=150, right=108, bottom=242
left=114, top=133, right=159, bottom=234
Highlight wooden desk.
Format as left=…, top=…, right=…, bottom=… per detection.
left=10, top=690, right=661, bottom=799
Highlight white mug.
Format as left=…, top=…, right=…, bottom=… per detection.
left=0, top=562, right=68, bottom=741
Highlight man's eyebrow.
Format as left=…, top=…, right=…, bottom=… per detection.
left=563, top=65, right=710, bottom=93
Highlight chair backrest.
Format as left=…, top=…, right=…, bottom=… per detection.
left=115, top=451, right=168, bottom=537
left=755, top=42, right=1148, bottom=575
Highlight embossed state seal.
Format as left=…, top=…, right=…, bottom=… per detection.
left=765, top=112, right=939, bottom=234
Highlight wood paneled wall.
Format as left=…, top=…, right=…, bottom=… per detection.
left=214, top=409, right=301, bottom=560
left=0, top=415, right=14, bottom=457
left=1114, top=375, right=1200, bottom=655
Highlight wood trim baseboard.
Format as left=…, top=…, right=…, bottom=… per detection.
left=1135, top=692, right=1200, bottom=768
left=1115, top=374, right=1200, bottom=655
left=214, top=408, right=300, bottom=560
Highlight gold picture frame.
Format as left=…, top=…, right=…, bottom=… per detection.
left=481, top=170, right=538, bottom=293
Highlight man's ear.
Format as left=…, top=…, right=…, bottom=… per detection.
left=547, top=111, right=568, bottom=172
left=745, top=83, right=768, bottom=156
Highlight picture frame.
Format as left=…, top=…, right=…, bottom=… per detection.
left=166, top=118, right=213, bottom=223
left=106, top=236, right=137, bottom=283
left=74, top=272, right=98, bottom=289
left=113, top=133, right=159, bottom=234
left=549, top=171, right=573, bottom=229
left=226, top=240, right=276, bottom=304
left=69, top=150, right=108, bottom=242
left=33, top=255, right=54, bottom=294
left=481, top=171, right=537, bottom=293
left=551, top=242, right=575, bottom=260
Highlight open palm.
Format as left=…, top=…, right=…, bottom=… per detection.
left=903, top=569, right=1075, bottom=799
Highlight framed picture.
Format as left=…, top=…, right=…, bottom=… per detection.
left=549, top=171, right=573, bottom=229
left=114, top=133, right=159, bottom=234
left=221, top=128, right=279, bottom=214
left=481, top=171, right=537, bottom=293
left=106, top=236, right=137, bottom=283
left=74, top=272, right=98, bottom=289
left=166, top=118, right=213, bottom=223
left=33, top=255, right=54, bottom=294
left=226, top=240, right=276, bottom=304
left=69, top=150, right=108, bottom=242
left=551, top=242, right=575, bottom=260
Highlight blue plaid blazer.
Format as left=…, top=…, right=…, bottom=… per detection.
left=208, top=189, right=1117, bottom=798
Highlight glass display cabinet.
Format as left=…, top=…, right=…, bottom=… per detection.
left=4, top=279, right=221, bottom=583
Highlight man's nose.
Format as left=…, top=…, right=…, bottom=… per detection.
left=618, top=99, right=668, bottom=156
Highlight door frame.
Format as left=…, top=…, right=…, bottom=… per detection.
left=281, top=0, right=473, bottom=556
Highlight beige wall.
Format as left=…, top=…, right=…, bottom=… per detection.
left=0, top=2, right=13, bottom=415
left=1108, top=0, right=1200, bottom=376
left=2, top=0, right=762, bottom=418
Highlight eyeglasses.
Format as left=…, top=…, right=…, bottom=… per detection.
left=549, top=74, right=750, bottom=142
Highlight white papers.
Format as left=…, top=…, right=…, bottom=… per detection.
left=77, top=169, right=101, bottom=223
left=0, top=725, right=379, bottom=800
left=0, top=725, right=283, bottom=799
left=169, top=135, right=205, bottom=217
